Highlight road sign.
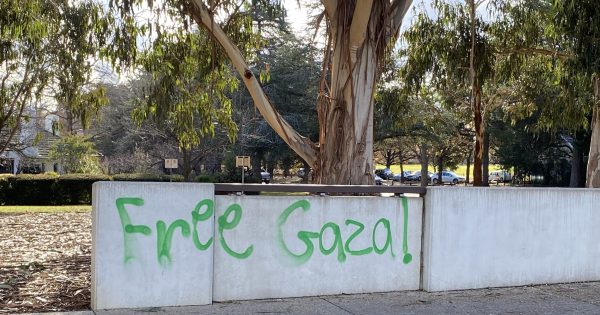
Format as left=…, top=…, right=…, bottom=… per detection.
left=164, top=159, right=178, bottom=169
left=235, top=156, right=251, bottom=168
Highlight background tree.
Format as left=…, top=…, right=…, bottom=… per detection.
left=491, top=0, right=594, bottom=187
left=0, top=0, right=109, bottom=156
left=554, top=0, right=600, bottom=187
left=398, top=0, right=494, bottom=186
left=0, top=0, right=53, bottom=155
left=132, top=30, right=239, bottom=180
left=49, top=135, right=102, bottom=174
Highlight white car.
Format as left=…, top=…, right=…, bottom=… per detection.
left=431, top=171, right=465, bottom=185
left=489, top=170, right=511, bottom=183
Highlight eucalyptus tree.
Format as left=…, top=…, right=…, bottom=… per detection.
left=51, top=1, right=110, bottom=134
left=554, top=0, right=600, bottom=187
left=0, top=0, right=52, bottom=155
left=132, top=30, right=240, bottom=181
left=0, top=0, right=109, bottom=156
left=398, top=0, right=494, bottom=185
left=110, top=0, right=413, bottom=184
left=491, top=0, right=595, bottom=187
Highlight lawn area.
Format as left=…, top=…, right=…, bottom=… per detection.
left=0, top=205, right=91, bottom=214
left=378, top=164, right=505, bottom=178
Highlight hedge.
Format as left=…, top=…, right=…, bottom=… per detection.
left=0, top=173, right=188, bottom=206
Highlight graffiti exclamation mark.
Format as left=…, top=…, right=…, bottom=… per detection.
left=401, top=196, right=412, bottom=264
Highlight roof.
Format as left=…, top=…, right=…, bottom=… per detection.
left=24, top=130, right=61, bottom=159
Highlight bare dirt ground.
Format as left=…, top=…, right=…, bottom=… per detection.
left=0, top=212, right=91, bottom=313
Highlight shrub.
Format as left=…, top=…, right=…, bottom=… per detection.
left=112, top=173, right=164, bottom=181
left=0, top=175, right=12, bottom=205
left=194, top=174, right=216, bottom=183
left=8, top=174, right=60, bottom=205
left=55, top=174, right=111, bottom=204
left=0, top=172, right=192, bottom=205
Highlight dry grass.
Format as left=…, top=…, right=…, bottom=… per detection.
left=0, top=212, right=91, bottom=313
left=0, top=206, right=91, bottom=214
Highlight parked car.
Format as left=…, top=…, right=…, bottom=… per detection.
left=392, top=171, right=413, bottom=182
left=374, top=174, right=383, bottom=185
left=296, top=168, right=312, bottom=178
left=431, top=171, right=466, bottom=185
left=407, top=171, right=433, bottom=182
left=261, top=170, right=271, bottom=183
left=375, top=168, right=394, bottom=180
left=489, top=170, right=512, bottom=183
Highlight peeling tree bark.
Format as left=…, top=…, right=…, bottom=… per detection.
left=318, top=7, right=378, bottom=184
left=316, top=1, right=411, bottom=184
left=586, top=76, right=600, bottom=188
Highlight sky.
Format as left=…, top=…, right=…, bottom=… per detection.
left=282, top=0, right=434, bottom=37
left=283, top=0, right=490, bottom=37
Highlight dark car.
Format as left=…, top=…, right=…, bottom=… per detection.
left=261, top=170, right=271, bottom=183
left=374, top=174, right=383, bottom=185
left=392, top=171, right=413, bottom=182
left=375, top=168, right=394, bottom=180
left=406, top=171, right=432, bottom=182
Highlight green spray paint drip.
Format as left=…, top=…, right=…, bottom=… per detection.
left=116, top=198, right=151, bottom=264
left=400, top=196, right=412, bottom=264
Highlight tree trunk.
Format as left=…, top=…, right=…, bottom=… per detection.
left=482, top=130, right=490, bottom=186
left=66, top=109, right=74, bottom=135
left=570, top=133, right=583, bottom=187
left=468, top=0, right=484, bottom=187
left=385, top=150, right=393, bottom=169
left=586, top=77, right=600, bottom=188
left=420, top=142, right=429, bottom=187
left=251, top=153, right=262, bottom=183
left=586, top=110, right=600, bottom=187
left=317, top=10, right=380, bottom=185
left=472, top=85, right=484, bottom=186
left=436, top=157, right=443, bottom=186
left=182, top=148, right=192, bottom=181
left=400, top=162, right=405, bottom=183
left=466, top=148, right=472, bottom=186
left=267, top=159, right=275, bottom=180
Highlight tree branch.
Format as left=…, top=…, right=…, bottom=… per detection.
left=390, top=0, right=412, bottom=36
left=348, top=0, right=373, bottom=65
left=187, top=0, right=318, bottom=167
left=320, top=0, right=337, bottom=21
left=496, top=47, right=572, bottom=60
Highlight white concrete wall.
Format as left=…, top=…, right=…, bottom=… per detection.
left=213, top=195, right=423, bottom=301
left=92, top=182, right=214, bottom=309
left=423, top=187, right=600, bottom=292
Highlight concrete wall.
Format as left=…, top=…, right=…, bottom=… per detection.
left=92, top=182, right=215, bottom=309
left=91, top=182, right=423, bottom=309
left=213, top=195, right=423, bottom=301
left=423, top=187, right=600, bottom=292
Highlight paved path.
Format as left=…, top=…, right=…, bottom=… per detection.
left=33, top=282, right=600, bottom=315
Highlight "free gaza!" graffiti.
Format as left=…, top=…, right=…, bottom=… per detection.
left=115, top=197, right=412, bottom=267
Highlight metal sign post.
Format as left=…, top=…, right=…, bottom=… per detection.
left=235, top=156, right=251, bottom=193
left=164, top=159, right=178, bottom=182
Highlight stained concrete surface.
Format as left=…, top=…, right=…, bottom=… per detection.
left=32, top=281, right=600, bottom=315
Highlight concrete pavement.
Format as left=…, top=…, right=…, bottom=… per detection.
left=32, top=281, right=600, bottom=315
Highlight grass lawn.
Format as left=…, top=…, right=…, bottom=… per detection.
left=0, top=205, right=92, bottom=214
left=378, top=164, right=505, bottom=178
